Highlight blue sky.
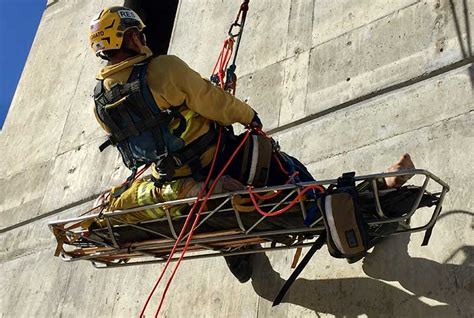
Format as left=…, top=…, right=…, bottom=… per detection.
left=0, top=0, right=46, bottom=129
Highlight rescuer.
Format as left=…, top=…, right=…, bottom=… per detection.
left=89, top=6, right=302, bottom=283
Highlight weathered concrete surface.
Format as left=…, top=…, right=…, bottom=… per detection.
left=0, top=0, right=128, bottom=230
left=1, top=0, right=473, bottom=317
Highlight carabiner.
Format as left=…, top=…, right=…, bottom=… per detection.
left=228, top=22, right=242, bottom=38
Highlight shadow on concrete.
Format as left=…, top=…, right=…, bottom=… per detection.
left=250, top=210, right=474, bottom=317
left=362, top=235, right=473, bottom=314
left=251, top=252, right=451, bottom=317
left=449, top=0, right=474, bottom=87
left=436, top=209, right=474, bottom=222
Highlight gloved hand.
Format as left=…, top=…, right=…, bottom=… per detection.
left=250, top=111, right=263, bottom=130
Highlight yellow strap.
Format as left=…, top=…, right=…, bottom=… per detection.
left=52, top=227, right=66, bottom=257
left=230, top=193, right=273, bottom=213
left=231, top=195, right=255, bottom=213
left=291, top=247, right=303, bottom=269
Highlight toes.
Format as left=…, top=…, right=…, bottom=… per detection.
left=400, top=153, right=415, bottom=169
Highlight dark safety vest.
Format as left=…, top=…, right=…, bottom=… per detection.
left=93, top=60, right=217, bottom=183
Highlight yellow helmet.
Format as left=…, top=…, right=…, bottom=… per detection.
left=89, top=6, right=145, bottom=56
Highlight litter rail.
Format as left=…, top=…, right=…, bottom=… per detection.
left=48, top=169, right=449, bottom=268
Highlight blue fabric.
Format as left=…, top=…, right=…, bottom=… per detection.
left=278, top=153, right=321, bottom=226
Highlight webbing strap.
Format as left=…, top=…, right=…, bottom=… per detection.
left=421, top=207, right=441, bottom=246
left=272, top=233, right=327, bottom=306
left=95, top=81, right=121, bottom=133
left=337, top=172, right=356, bottom=188
left=99, top=139, right=112, bottom=152
left=115, top=117, right=165, bottom=143
left=169, top=127, right=217, bottom=182
left=132, top=61, right=187, bottom=139
left=117, top=100, right=139, bottom=136
left=421, top=227, right=433, bottom=246
left=173, top=126, right=217, bottom=165
left=169, top=106, right=187, bottom=138
left=133, top=62, right=168, bottom=154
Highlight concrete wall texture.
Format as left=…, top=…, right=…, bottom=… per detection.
left=1, top=0, right=473, bottom=317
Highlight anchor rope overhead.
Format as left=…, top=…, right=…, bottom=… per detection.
left=210, top=0, right=250, bottom=94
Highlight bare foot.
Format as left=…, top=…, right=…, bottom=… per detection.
left=384, top=153, right=415, bottom=188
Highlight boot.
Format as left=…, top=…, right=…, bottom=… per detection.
left=224, top=253, right=252, bottom=283
left=223, top=244, right=262, bottom=283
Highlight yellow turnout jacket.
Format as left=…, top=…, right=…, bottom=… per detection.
left=94, top=46, right=255, bottom=179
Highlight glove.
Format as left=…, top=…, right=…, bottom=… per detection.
left=250, top=111, right=263, bottom=130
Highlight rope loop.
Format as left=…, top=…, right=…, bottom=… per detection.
left=210, top=0, right=250, bottom=95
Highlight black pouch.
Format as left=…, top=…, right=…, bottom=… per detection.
left=318, top=173, right=369, bottom=259
left=239, top=133, right=273, bottom=187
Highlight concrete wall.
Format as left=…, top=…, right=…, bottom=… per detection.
left=1, top=0, right=473, bottom=317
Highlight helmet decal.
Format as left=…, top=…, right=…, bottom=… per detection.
left=90, top=31, right=105, bottom=41
left=118, top=10, right=138, bottom=20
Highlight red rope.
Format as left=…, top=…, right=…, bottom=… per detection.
left=211, top=0, right=250, bottom=93
left=247, top=184, right=325, bottom=217
left=138, top=127, right=223, bottom=317
left=251, top=171, right=299, bottom=201
left=211, top=38, right=235, bottom=90
left=153, top=130, right=251, bottom=317
left=77, top=201, right=104, bottom=217
left=140, top=2, right=255, bottom=315
left=273, top=153, right=289, bottom=175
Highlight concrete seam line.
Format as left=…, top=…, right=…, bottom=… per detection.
left=0, top=160, right=53, bottom=181
left=0, top=172, right=153, bottom=233
left=0, top=191, right=104, bottom=234
left=2, top=133, right=106, bottom=181
left=55, top=135, right=107, bottom=157
left=268, top=57, right=474, bottom=136
left=0, top=246, right=51, bottom=264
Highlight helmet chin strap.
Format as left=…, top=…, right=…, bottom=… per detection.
left=139, top=31, right=147, bottom=46
left=97, top=51, right=111, bottom=61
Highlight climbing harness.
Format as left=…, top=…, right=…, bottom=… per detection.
left=94, top=60, right=218, bottom=187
